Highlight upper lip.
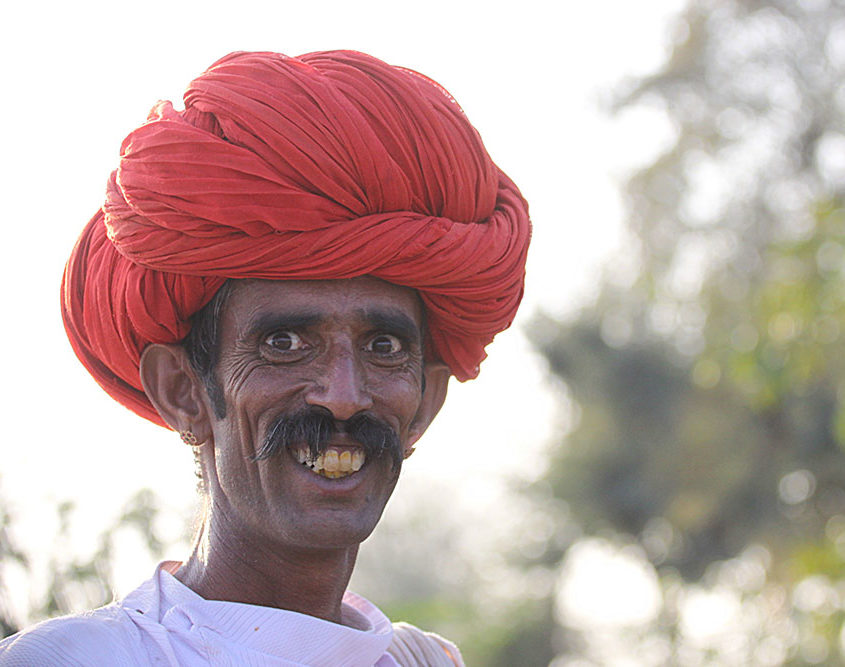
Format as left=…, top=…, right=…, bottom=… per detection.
left=287, top=438, right=366, bottom=458
left=295, top=433, right=364, bottom=450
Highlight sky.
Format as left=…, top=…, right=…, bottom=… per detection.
left=0, top=0, right=685, bottom=608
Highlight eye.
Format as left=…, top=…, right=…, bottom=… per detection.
left=264, top=331, right=306, bottom=352
left=367, top=334, right=403, bottom=355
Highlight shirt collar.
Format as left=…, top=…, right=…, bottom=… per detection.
left=123, top=562, right=394, bottom=665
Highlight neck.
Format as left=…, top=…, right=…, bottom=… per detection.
left=174, top=508, right=359, bottom=624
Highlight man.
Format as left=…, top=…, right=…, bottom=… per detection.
left=0, top=50, right=530, bottom=665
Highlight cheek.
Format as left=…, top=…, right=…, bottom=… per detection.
left=225, top=365, right=304, bottom=424
left=218, top=358, right=265, bottom=409
left=210, top=376, right=267, bottom=466
left=371, top=371, right=424, bottom=433
left=211, top=414, right=255, bottom=478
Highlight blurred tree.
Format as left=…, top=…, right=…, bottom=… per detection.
left=353, top=489, right=560, bottom=666
left=0, top=500, right=28, bottom=637
left=521, top=0, right=845, bottom=663
left=0, top=488, right=167, bottom=638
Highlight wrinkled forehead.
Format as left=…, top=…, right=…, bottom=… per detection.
left=220, top=277, right=425, bottom=339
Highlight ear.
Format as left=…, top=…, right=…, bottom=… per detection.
left=407, top=361, right=450, bottom=449
left=139, top=343, right=213, bottom=445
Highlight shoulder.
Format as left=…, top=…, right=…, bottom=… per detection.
left=387, top=621, right=465, bottom=667
left=0, top=606, right=143, bottom=666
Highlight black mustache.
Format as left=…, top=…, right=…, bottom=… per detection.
left=254, top=408, right=402, bottom=470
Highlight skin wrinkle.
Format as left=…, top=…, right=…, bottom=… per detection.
left=62, top=52, right=531, bottom=432
left=184, top=280, right=235, bottom=419
left=159, top=277, right=449, bottom=623
left=185, top=280, right=429, bottom=421
left=194, top=495, right=357, bottom=622
left=45, top=52, right=529, bottom=662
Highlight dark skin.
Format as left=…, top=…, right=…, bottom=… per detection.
left=139, top=277, right=449, bottom=624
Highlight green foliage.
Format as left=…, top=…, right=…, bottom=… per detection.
left=6, top=1, right=845, bottom=662
left=380, top=596, right=559, bottom=667
left=531, top=202, right=845, bottom=581
left=0, top=501, right=28, bottom=637
left=521, top=0, right=845, bottom=662
left=532, top=318, right=773, bottom=576
left=0, top=488, right=167, bottom=637
left=702, top=202, right=845, bottom=409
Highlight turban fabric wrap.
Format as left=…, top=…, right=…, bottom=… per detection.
left=61, top=50, right=531, bottom=428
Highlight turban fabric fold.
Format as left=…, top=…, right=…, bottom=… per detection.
left=61, top=50, right=531, bottom=427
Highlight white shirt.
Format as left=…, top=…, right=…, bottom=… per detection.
left=0, top=562, right=403, bottom=666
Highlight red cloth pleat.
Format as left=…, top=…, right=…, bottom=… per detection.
left=61, top=50, right=531, bottom=427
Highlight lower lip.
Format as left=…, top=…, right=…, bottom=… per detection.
left=287, top=453, right=373, bottom=494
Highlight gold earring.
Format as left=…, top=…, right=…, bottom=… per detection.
left=180, top=430, right=199, bottom=446
left=403, top=446, right=416, bottom=459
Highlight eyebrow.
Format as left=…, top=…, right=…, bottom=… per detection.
left=362, top=308, right=422, bottom=344
left=242, top=311, right=324, bottom=341
left=239, top=308, right=421, bottom=344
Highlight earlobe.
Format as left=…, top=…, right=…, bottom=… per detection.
left=407, top=362, right=450, bottom=449
left=139, top=344, right=212, bottom=445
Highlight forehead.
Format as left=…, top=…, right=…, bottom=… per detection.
left=221, top=277, right=424, bottom=335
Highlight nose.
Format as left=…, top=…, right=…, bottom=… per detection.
left=303, top=346, right=373, bottom=421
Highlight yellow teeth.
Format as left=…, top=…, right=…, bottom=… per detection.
left=295, top=447, right=365, bottom=478
left=340, top=451, right=351, bottom=469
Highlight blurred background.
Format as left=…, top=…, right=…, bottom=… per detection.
left=3, top=0, right=845, bottom=664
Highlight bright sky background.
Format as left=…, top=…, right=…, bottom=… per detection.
left=1, top=0, right=685, bottom=610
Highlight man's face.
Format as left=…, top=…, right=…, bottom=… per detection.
left=198, top=277, right=431, bottom=551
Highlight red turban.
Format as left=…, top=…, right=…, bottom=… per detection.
left=61, top=51, right=531, bottom=427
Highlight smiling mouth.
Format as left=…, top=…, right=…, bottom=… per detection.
left=294, top=447, right=366, bottom=479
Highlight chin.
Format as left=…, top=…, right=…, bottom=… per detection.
left=289, top=520, right=381, bottom=551
left=272, top=504, right=389, bottom=551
